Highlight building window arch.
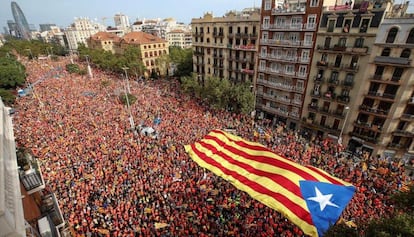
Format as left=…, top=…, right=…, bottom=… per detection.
left=400, top=48, right=411, bottom=58
left=386, top=27, right=398, bottom=43
left=407, top=28, right=414, bottom=44
left=381, top=47, right=391, bottom=56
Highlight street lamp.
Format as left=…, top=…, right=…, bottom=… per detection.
left=122, top=66, right=135, bottom=132
left=122, top=66, right=131, bottom=94
left=85, top=55, right=93, bottom=78
left=338, top=106, right=350, bottom=145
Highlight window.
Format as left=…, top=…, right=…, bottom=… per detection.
left=345, top=73, right=354, bottom=83
left=407, top=28, right=414, bottom=44
left=338, top=37, right=347, bottom=47
left=310, top=0, right=319, bottom=7
left=343, top=19, right=352, bottom=33
left=304, top=33, right=313, bottom=46
left=307, top=15, right=317, bottom=29
left=276, top=17, right=286, bottom=27
left=354, top=37, right=364, bottom=47
left=263, top=17, right=270, bottom=29
left=261, top=47, right=267, bottom=57
left=334, top=55, right=342, bottom=67
left=298, top=65, right=307, bottom=77
left=285, top=65, right=295, bottom=74
left=400, top=49, right=410, bottom=58
left=381, top=48, right=391, bottom=56
left=324, top=37, right=331, bottom=49
left=301, top=49, right=310, bottom=62
left=259, top=60, right=266, bottom=70
left=360, top=19, right=370, bottom=33
left=392, top=67, right=404, bottom=81
left=327, top=20, right=335, bottom=32
left=264, top=0, right=271, bottom=10
left=386, top=27, right=398, bottom=43
left=331, top=71, right=339, bottom=81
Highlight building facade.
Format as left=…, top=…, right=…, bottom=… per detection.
left=301, top=1, right=393, bottom=152
left=65, top=17, right=105, bottom=51
left=87, top=31, right=120, bottom=53
left=166, top=29, right=192, bottom=49
left=256, top=0, right=328, bottom=129
left=347, top=3, right=414, bottom=159
left=191, top=8, right=261, bottom=84
left=114, top=13, right=130, bottom=31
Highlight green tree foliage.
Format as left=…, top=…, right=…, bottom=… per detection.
left=324, top=223, right=359, bottom=237
left=0, top=88, right=16, bottom=105
left=65, top=63, right=80, bottom=74
left=391, top=184, right=414, bottom=213
left=119, top=93, right=137, bottom=105
left=0, top=57, right=25, bottom=89
left=180, top=74, right=254, bottom=114
left=169, top=46, right=192, bottom=77
left=365, top=213, right=414, bottom=237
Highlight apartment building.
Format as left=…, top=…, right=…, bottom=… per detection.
left=1, top=99, right=71, bottom=237
left=256, top=0, right=330, bottom=129
left=191, top=8, right=261, bottom=84
left=166, top=29, right=192, bottom=49
left=346, top=3, right=414, bottom=159
left=301, top=1, right=393, bottom=152
left=65, top=17, right=105, bottom=51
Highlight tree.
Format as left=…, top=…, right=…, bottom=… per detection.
left=169, top=46, right=192, bottom=77
left=0, top=57, right=25, bottom=89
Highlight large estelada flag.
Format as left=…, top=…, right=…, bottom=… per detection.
left=185, top=130, right=355, bottom=237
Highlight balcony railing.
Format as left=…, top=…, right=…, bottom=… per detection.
left=316, top=45, right=369, bottom=54
left=268, top=23, right=316, bottom=31
left=367, top=91, right=396, bottom=100
left=260, top=39, right=313, bottom=48
left=271, top=7, right=306, bottom=15
left=256, top=79, right=304, bottom=93
left=374, top=56, right=411, bottom=66
left=241, top=68, right=255, bottom=75
left=19, top=158, right=45, bottom=195
left=231, top=44, right=256, bottom=51
left=258, top=67, right=308, bottom=79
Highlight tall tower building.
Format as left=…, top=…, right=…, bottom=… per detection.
left=10, top=1, right=31, bottom=40
left=256, top=0, right=328, bottom=129
left=191, top=8, right=261, bottom=85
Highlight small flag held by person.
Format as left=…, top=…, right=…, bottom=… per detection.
left=185, top=129, right=355, bottom=237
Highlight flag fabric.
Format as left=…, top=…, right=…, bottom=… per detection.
left=185, top=130, right=355, bottom=237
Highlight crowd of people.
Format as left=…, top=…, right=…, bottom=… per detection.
left=12, top=57, right=413, bottom=237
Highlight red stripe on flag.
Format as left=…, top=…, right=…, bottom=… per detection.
left=190, top=143, right=314, bottom=226
left=305, top=165, right=344, bottom=185
left=212, top=130, right=344, bottom=185
left=206, top=134, right=329, bottom=184
left=199, top=140, right=302, bottom=198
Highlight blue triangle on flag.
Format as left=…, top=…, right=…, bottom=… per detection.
left=299, top=180, right=355, bottom=237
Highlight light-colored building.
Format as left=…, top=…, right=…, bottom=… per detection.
left=301, top=1, right=394, bottom=152
left=90, top=31, right=169, bottom=77
left=37, top=26, right=66, bottom=47
left=114, top=13, right=130, bottom=31
left=191, top=8, right=261, bottom=84
left=166, top=29, right=192, bottom=49
left=118, top=32, right=169, bottom=77
left=87, top=31, right=120, bottom=53
left=0, top=99, right=25, bottom=237
left=65, top=17, right=105, bottom=51
left=343, top=3, right=414, bottom=159
left=256, top=0, right=331, bottom=129
left=131, top=17, right=190, bottom=40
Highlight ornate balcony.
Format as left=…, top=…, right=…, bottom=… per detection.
left=374, top=56, right=411, bottom=67
left=17, top=153, right=45, bottom=195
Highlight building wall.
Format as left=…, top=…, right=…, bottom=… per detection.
left=351, top=13, right=414, bottom=159
left=0, top=99, right=25, bottom=237
left=256, top=0, right=323, bottom=129
left=191, top=9, right=261, bottom=85
left=302, top=4, right=388, bottom=141
left=65, top=18, right=104, bottom=50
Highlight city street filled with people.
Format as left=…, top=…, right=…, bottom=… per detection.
left=12, top=57, right=414, bottom=236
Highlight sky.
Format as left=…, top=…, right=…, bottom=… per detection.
left=0, top=0, right=259, bottom=30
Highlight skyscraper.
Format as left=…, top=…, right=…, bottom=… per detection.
left=11, top=1, right=31, bottom=39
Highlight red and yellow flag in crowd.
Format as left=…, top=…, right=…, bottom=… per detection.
left=185, top=130, right=355, bottom=237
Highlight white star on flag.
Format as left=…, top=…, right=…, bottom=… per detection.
left=307, top=186, right=339, bottom=211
